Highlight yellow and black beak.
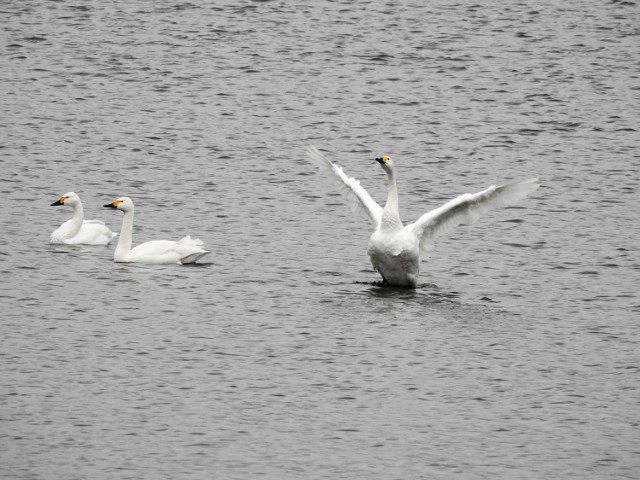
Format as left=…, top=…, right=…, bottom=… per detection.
left=375, top=156, right=390, bottom=164
left=50, top=197, right=64, bottom=206
left=103, top=200, right=120, bottom=209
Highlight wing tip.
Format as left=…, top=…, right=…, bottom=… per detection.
left=306, top=144, right=335, bottom=172
left=500, top=176, right=541, bottom=199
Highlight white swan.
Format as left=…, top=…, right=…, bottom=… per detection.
left=307, top=145, right=539, bottom=288
left=50, top=192, right=118, bottom=245
left=103, top=196, right=209, bottom=265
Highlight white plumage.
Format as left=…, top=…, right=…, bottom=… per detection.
left=103, top=197, right=208, bottom=265
left=307, top=145, right=539, bottom=287
left=50, top=192, right=117, bottom=245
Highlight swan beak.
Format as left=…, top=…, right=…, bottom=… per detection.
left=104, top=200, right=120, bottom=208
left=50, top=197, right=64, bottom=206
left=376, top=156, right=389, bottom=164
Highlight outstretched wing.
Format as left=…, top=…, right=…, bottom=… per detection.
left=412, top=177, right=539, bottom=255
left=306, top=145, right=383, bottom=228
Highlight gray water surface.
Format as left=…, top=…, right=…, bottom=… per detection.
left=1, top=1, right=639, bottom=479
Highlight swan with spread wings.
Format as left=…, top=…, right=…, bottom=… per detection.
left=306, top=145, right=539, bottom=288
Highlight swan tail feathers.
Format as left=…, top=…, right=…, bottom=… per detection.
left=177, top=235, right=205, bottom=247
left=176, top=235, right=208, bottom=263
left=180, top=250, right=209, bottom=264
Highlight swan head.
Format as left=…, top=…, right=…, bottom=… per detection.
left=104, top=196, right=134, bottom=212
left=375, top=155, right=395, bottom=172
left=51, top=192, right=80, bottom=207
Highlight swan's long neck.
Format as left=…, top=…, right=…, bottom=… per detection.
left=381, top=168, right=403, bottom=231
left=114, top=208, right=134, bottom=261
left=68, top=202, right=85, bottom=236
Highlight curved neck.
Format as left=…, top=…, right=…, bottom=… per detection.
left=68, top=203, right=85, bottom=235
left=114, top=208, right=134, bottom=260
left=381, top=169, right=402, bottom=231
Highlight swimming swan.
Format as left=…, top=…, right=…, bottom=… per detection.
left=307, top=145, right=539, bottom=288
left=103, top=197, right=209, bottom=264
left=50, top=192, right=118, bottom=245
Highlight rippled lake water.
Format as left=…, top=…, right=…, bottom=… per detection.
left=1, top=1, right=639, bottom=478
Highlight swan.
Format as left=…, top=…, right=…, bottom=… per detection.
left=306, top=145, right=539, bottom=288
left=50, top=192, right=118, bottom=245
left=103, top=196, right=209, bottom=265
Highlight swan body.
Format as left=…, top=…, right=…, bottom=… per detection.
left=104, top=197, right=209, bottom=265
left=307, top=145, right=539, bottom=288
left=50, top=192, right=117, bottom=245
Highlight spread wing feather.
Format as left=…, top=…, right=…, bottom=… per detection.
left=412, top=177, right=539, bottom=256
left=306, top=145, right=383, bottom=228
